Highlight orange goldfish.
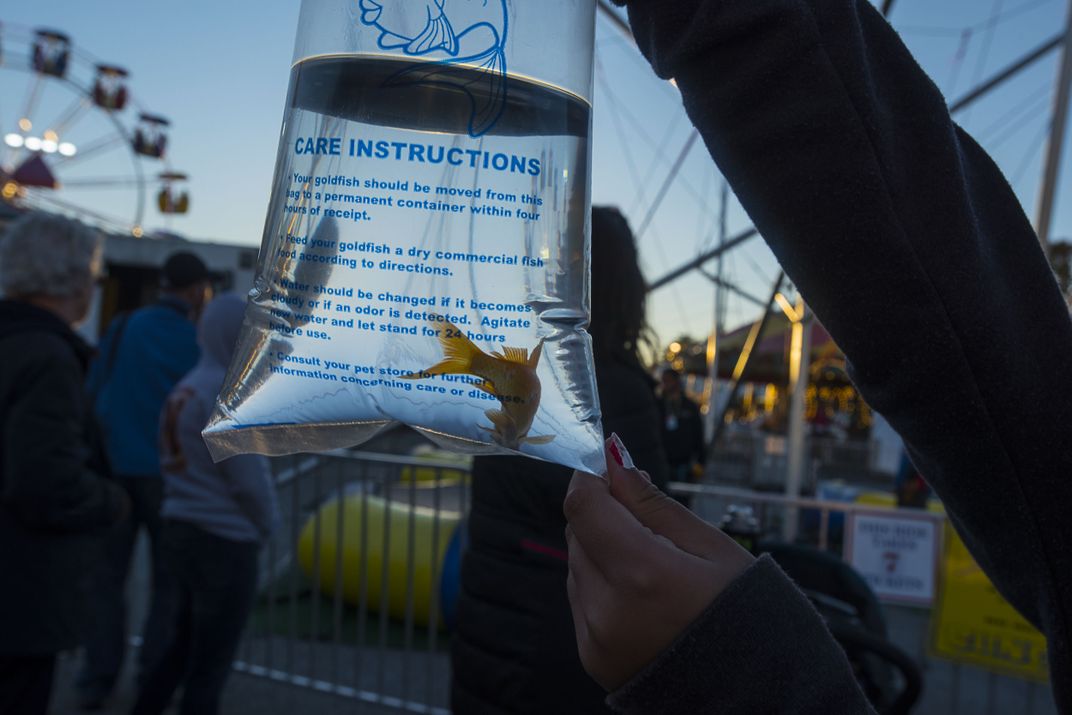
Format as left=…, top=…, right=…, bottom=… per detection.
left=402, top=317, right=555, bottom=450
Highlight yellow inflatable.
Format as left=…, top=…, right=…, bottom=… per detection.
left=297, top=493, right=462, bottom=628
left=854, top=490, right=945, bottom=513
left=398, top=447, right=472, bottom=487
left=854, top=491, right=897, bottom=508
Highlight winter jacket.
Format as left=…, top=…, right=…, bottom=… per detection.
left=607, top=0, right=1072, bottom=712
left=88, top=296, right=199, bottom=477
left=0, top=300, right=126, bottom=655
left=452, top=357, right=670, bottom=715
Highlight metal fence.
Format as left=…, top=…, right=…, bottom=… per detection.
left=235, top=451, right=466, bottom=714
left=678, top=483, right=1057, bottom=715
left=234, top=451, right=1057, bottom=715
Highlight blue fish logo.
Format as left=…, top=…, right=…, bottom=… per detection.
left=358, top=0, right=509, bottom=137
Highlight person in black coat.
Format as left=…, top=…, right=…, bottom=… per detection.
left=450, top=207, right=670, bottom=714
left=0, top=213, right=129, bottom=715
left=657, top=369, right=706, bottom=483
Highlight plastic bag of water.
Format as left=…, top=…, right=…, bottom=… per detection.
left=203, top=0, right=605, bottom=475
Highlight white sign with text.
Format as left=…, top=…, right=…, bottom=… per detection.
left=845, top=512, right=939, bottom=606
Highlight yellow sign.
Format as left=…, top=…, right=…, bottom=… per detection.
left=930, top=525, right=1049, bottom=681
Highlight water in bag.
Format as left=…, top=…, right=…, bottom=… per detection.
left=203, top=6, right=605, bottom=475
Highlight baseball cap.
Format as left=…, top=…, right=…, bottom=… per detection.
left=161, top=251, right=209, bottom=289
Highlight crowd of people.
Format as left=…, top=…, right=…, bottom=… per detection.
left=0, top=208, right=705, bottom=715
left=1, top=0, right=1071, bottom=713
left=0, top=214, right=278, bottom=714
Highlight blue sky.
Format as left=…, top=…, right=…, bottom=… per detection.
left=2, top=0, right=1069, bottom=344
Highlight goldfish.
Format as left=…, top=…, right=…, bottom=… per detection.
left=358, top=0, right=509, bottom=137
left=402, top=317, right=555, bottom=450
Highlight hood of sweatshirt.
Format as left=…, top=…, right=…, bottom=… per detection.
left=197, top=294, right=246, bottom=371
left=182, top=293, right=246, bottom=399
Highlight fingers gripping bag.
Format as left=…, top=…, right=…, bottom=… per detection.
left=203, top=0, right=606, bottom=474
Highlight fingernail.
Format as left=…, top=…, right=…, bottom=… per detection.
left=608, top=433, right=636, bottom=470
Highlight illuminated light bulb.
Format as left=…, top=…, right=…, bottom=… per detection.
left=2, top=182, right=18, bottom=200
left=43, top=130, right=59, bottom=142
left=18, top=118, right=32, bottom=132
left=132, top=225, right=144, bottom=238
left=41, top=140, right=58, bottom=154
left=3, top=133, right=23, bottom=148
left=24, top=137, right=42, bottom=151
left=58, top=142, right=77, bottom=157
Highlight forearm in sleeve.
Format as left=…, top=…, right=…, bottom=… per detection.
left=609, top=556, right=874, bottom=714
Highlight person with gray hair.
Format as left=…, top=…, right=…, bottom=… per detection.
left=0, top=212, right=129, bottom=715
left=0, top=212, right=104, bottom=304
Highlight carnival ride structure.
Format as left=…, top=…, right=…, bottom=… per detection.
left=0, top=23, right=191, bottom=235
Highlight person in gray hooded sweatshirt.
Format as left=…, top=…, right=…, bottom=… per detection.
left=132, top=293, right=278, bottom=715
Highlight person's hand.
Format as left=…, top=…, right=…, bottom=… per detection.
left=563, top=435, right=755, bottom=692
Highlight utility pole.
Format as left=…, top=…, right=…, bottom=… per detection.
left=704, top=181, right=730, bottom=443
left=1035, top=0, right=1072, bottom=253
left=783, top=298, right=813, bottom=541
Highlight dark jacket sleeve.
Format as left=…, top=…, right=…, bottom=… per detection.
left=2, top=346, right=124, bottom=532
left=615, top=0, right=1072, bottom=708
left=610, top=556, right=874, bottom=714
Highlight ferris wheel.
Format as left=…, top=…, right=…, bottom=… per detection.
left=0, top=22, right=191, bottom=235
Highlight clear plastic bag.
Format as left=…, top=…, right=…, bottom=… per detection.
left=203, top=0, right=605, bottom=474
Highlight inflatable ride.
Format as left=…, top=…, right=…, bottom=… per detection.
left=297, top=449, right=469, bottom=629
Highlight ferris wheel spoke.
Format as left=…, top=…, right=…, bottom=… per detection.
left=19, top=75, right=45, bottom=134
left=60, top=176, right=156, bottom=189
left=45, top=95, right=92, bottom=138
left=51, top=132, right=126, bottom=168
left=4, top=74, right=34, bottom=170
left=23, top=190, right=137, bottom=233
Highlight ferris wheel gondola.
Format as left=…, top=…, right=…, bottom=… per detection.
left=31, top=29, right=70, bottom=78
left=157, top=171, right=189, bottom=215
left=133, top=114, right=169, bottom=159
left=92, top=64, right=129, bottom=111
left=0, top=21, right=191, bottom=235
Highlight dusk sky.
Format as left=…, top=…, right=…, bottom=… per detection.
left=2, top=0, right=1069, bottom=344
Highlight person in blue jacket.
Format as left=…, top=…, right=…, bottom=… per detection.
left=78, top=251, right=212, bottom=710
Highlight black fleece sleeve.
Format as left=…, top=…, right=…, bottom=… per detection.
left=612, top=0, right=1072, bottom=708
left=609, top=556, right=875, bottom=714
